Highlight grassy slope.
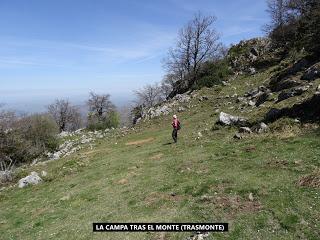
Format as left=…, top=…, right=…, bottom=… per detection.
left=1, top=70, right=320, bottom=240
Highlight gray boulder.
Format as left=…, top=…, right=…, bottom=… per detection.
left=217, top=112, right=248, bottom=126
left=18, top=172, right=42, bottom=188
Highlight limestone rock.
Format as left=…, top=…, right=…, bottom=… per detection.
left=18, top=172, right=42, bottom=188
left=217, top=112, right=249, bottom=127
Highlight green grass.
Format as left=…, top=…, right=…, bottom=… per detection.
left=1, top=72, right=320, bottom=240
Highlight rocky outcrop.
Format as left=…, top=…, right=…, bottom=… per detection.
left=265, top=93, right=320, bottom=123
left=301, top=62, right=320, bottom=81
left=277, top=86, right=309, bottom=102
left=228, top=37, right=281, bottom=74
left=134, top=93, right=192, bottom=122
left=268, top=59, right=313, bottom=92
left=18, top=172, right=42, bottom=188
left=243, top=85, right=272, bottom=107
left=269, top=79, right=302, bottom=92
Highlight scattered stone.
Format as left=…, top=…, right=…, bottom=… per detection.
left=186, top=232, right=210, bottom=240
left=248, top=100, right=256, bottom=106
left=234, top=133, right=243, bottom=139
left=41, top=171, right=47, bottom=177
left=173, top=94, right=191, bottom=103
left=178, top=106, right=186, bottom=112
left=197, top=132, right=203, bottom=138
left=239, top=127, right=252, bottom=134
left=249, top=67, right=256, bottom=74
left=249, top=193, right=254, bottom=201
left=60, top=194, right=71, bottom=201
left=252, top=122, right=269, bottom=133
left=198, top=96, right=209, bottom=101
left=18, top=172, right=42, bottom=188
left=236, top=97, right=246, bottom=103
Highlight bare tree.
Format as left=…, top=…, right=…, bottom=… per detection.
left=134, top=83, right=163, bottom=108
left=164, top=12, right=221, bottom=91
left=48, top=99, right=81, bottom=132
left=87, top=92, right=115, bottom=120
left=263, top=0, right=292, bottom=44
left=160, top=75, right=175, bottom=99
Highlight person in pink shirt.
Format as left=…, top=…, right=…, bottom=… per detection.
left=171, top=114, right=181, bottom=143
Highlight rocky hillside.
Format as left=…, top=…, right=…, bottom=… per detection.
left=0, top=38, right=319, bottom=240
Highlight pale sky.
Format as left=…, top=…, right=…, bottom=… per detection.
left=0, top=0, right=269, bottom=112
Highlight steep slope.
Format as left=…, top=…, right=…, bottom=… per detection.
left=1, top=52, right=320, bottom=239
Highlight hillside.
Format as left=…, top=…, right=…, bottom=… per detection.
left=1, top=40, right=320, bottom=240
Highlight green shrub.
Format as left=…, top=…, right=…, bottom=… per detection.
left=87, top=111, right=120, bottom=131
left=0, top=114, right=59, bottom=169
left=195, top=60, right=232, bottom=89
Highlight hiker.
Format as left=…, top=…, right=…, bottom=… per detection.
left=172, top=114, right=181, bottom=143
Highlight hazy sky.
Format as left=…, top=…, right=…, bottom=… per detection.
left=0, top=0, right=269, bottom=112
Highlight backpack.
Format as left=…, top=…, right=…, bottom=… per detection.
left=177, top=121, right=181, bottom=130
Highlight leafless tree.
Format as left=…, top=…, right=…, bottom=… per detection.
left=263, top=0, right=291, bottom=39
left=48, top=99, right=81, bottom=132
left=164, top=12, right=221, bottom=90
left=267, top=0, right=288, bottom=27
left=160, top=75, right=175, bottom=99
left=134, top=83, right=163, bottom=108
left=87, top=92, right=115, bottom=120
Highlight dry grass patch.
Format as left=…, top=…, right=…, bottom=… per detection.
left=297, top=169, right=320, bottom=188
left=266, top=159, right=289, bottom=168
left=150, top=153, right=164, bottom=160
left=117, top=178, right=129, bottom=185
left=144, top=192, right=185, bottom=206
left=125, top=137, right=154, bottom=146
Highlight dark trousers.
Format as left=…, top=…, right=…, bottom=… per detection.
left=172, top=128, right=178, bottom=143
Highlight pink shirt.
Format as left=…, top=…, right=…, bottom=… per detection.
left=172, top=119, right=179, bottom=129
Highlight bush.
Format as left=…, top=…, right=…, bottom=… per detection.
left=16, top=114, right=59, bottom=153
left=195, top=60, right=232, bottom=89
left=0, top=113, right=59, bottom=170
left=87, top=111, right=120, bottom=131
